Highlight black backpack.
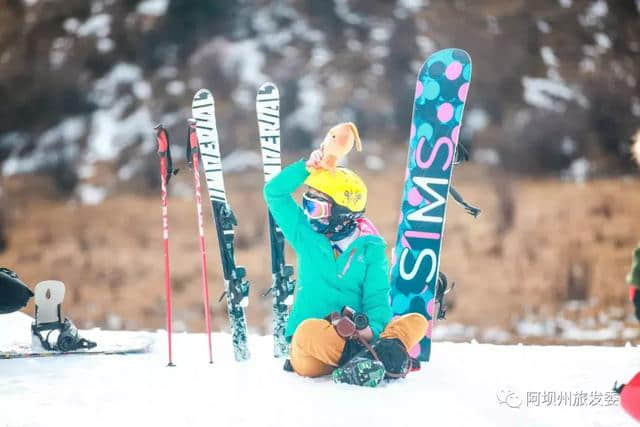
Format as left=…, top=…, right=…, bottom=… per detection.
left=0, top=267, right=34, bottom=314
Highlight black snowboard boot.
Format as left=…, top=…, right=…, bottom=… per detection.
left=332, top=338, right=410, bottom=387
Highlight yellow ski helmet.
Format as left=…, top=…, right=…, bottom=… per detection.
left=304, top=167, right=367, bottom=213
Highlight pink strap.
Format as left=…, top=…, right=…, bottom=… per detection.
left=356, top=217, right=381, bottom=237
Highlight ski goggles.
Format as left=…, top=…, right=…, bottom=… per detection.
left=302, top=192, right=332, bottom=219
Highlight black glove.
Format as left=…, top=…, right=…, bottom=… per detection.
left=0, top=268, right=33, bottom=314
left=631, top=286, right=640, bottom=322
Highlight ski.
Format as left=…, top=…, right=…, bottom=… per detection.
left=389, top=49, right=474, bottom=362
left=192, top=89, right=250, bottom=361
left=155, top=124, right=178, bottom=366
left=186, top=119, right=214, bottom=364
left=256, top=82, right=296, bottom=358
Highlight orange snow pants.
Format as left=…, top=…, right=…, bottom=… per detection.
left=289, top=313, right=428, bottom=377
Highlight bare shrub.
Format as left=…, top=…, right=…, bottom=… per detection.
left=566, top=259, right=591, bottom=302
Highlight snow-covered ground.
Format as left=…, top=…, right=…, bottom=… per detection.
left=1, top=312, right=638, bottom=427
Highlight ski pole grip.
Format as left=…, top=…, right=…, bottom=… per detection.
left=188, top=119, right=199, bottom=149
left=155, top=124, right=168, bottom=154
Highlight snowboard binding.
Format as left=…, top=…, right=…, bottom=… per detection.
left=31, top=281, right=96, bottom=352
left=434, top=272, right=455, bottom=320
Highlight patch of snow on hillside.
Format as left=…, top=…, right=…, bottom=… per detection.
left=200, top=39, right=267, bottom=88
left=395, top=0, right=429, bottom=18
left=83, top=63, right=155, bottom=164
left=370, top=45, right=389, bottom=60
left=432, top=322, right=477, bottom=341
left=482, top=328, right=512, bottom=344
left=310, top=46, right=332, bottom=67
left=252, top=7, right=279, bottom=33
left=632, top=97, right=640, bottom=117
left=166, top=80, right=186, bottom=96
left=346, top=38, right=362, bottom=52
left=96, top=38, right=114, bottom=53
left=397, top=0, right=428, bottom=12
left=537, top=20, right=551, bottom=33
left=563, top=157, right=590, bottom=183
left=133, top=81, right=152, bottom=100
left=365, top=155, right=384, bottom=171
left=90, top=63, right=145, bottom=107
left=334, top=0, right=363, bottom=25
left=463, top=108, right=490, bottom=138
left=0, top=132, right=28, bottom=154
left=540, top=46, right=559, bottom=68
left=580, top=0, right=609, bottom=27
left=87, top=101, right=154, bottom=162
left=42, top=117, right=86, bottom=146
left=594, top=33, right=612, bottom=51
left=221, top=150, right=262, bottom=173
left=156, top=66, right=178, bottom=79
left=580, top=57, right=597, bottom=73
left=416, top=35, right=436, bottom=56
left=370, top=26, right=392, bottom=43
left=136, top=0, right=169, bottom=17
left=76, top=14, right=112, bottom=38
left=2, top=117, right=86, bottom=175
left=50, top=37, right=73, bottom=68
left=522, top=77, right=579, bottom=112
left=287, top=76, right=326, bottom=136
left=76, top=183, right=107, bottom=205
left=473, top=148, right=501, bottom=166
left=63, top=18, right=81, bottom=33
left=561, top=136, right=577, bottom=155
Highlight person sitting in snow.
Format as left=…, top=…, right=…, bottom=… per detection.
left=263, top=125, right=428, bottom=387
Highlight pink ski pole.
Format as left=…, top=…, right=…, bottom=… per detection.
left=155, top=124, right=177, bottom=367
left=187, top=119, right=214, bottom=363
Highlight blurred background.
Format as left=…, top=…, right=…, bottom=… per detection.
left=0, top=0, right=639, bottom=345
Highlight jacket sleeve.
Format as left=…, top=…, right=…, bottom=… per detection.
left=362, top=245, right=393, bottom=339
left=627, top=246, right=640, bottom=288
left=263, top=159, right=317, bottom=253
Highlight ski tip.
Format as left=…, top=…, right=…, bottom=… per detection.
left=193, top=88, right=213, bottom=101
left=257, top=82, right=279, bottom=98
left=429, top=48, right=472, bottom=65
left=187, top=118, right=196, bottom=125
left=416, top=48, right=472, bottom=80
left=154, top=123, right=164, bottom=131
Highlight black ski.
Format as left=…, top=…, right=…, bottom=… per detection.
left=192, top=88, right=250, bottom=361
left=256, top=82, right=295, bottom=357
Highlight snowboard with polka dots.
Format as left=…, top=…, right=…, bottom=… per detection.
left=389, top=48, right=472, bottom=362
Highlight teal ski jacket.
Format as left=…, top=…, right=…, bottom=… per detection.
left=263, top=160, right=393, bottom=341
